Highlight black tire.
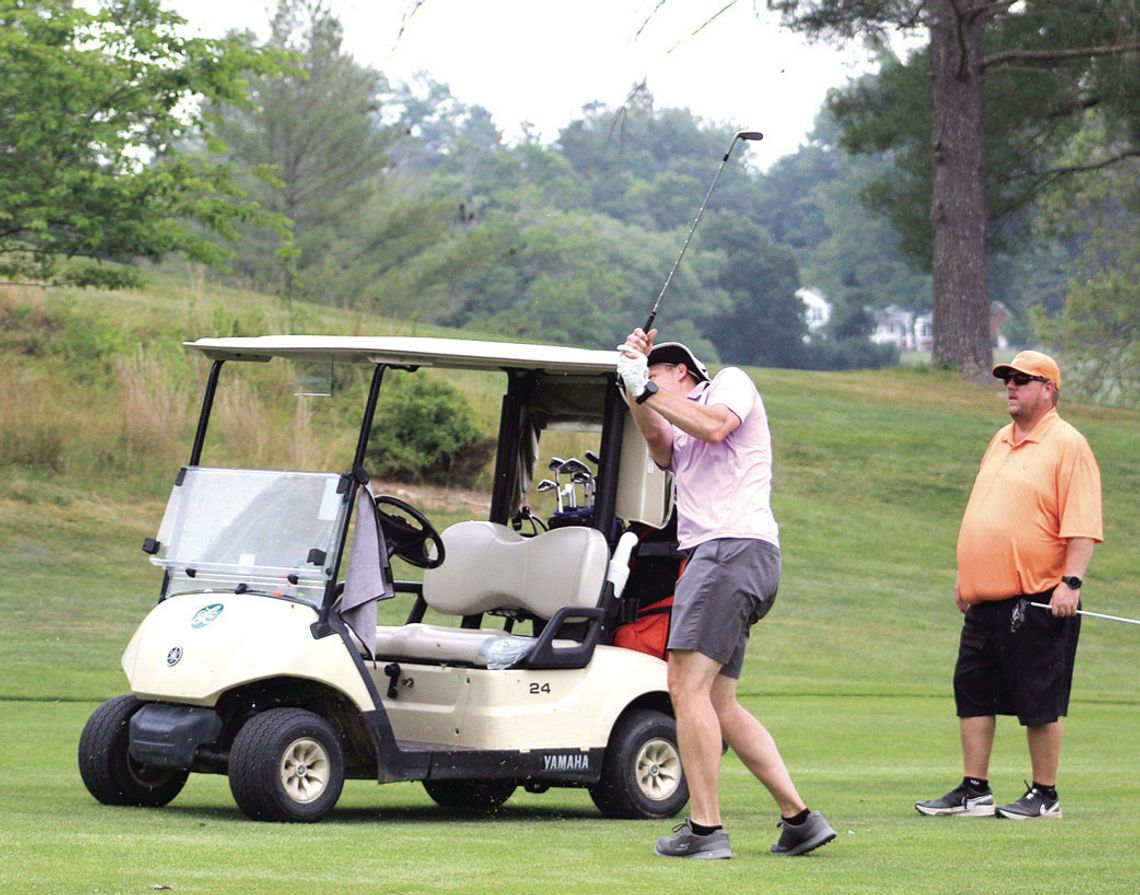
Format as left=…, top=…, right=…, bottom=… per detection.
left=228, top=708, right=345, bottom=823
left=422, top=779, right=517, bottom=812
left=78, top=695, right=189, bottom=807
left=589, top=708, right=687, bottom=819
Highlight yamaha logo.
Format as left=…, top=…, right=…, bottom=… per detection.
left=166, top=646, right=183, bottom=666
left=542, top=752, right=590, bottom=772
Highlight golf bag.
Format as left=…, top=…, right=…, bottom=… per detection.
left=613, top=512, right=684, bottom=660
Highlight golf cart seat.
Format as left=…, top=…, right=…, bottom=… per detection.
left=372, top=521, right=614, bottom=669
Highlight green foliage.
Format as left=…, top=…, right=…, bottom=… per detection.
left=208, top=0, right=397, bottom=300
left=366, top=375, right=494, bottom=488
left=699, top=213, right=806, bottom=367
left=0, top=0, right=283, bottom=286
left=1034, top=153, right=1140, bottom=406
left=798, top=138, right=933, bottom=312
left=797, top=336, right=899, bottom=371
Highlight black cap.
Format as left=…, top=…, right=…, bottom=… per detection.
left=646, top=342, right=710, bottom=383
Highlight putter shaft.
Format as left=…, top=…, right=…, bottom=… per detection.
left=1028, top=602, right=1140, bottom=626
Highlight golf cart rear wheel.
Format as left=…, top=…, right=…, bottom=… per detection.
left=78, top=695, right=189, bottom=807
left=422, top=779, right=517, bottom=812
left=590, top=709, right=687, bottom=819
left=228, top=708, right=345, bottom=823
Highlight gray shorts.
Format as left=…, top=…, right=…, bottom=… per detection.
left=667, top=538, right=780, bottom=678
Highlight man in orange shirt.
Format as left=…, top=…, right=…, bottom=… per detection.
left=916, top=351, right=1102, bottom=820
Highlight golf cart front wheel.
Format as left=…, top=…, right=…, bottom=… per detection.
left=422, top=779, right=517, bottom=812
left=78, top=695, right=189, bottom=807
left=228, top=708, right=345, bottom=822
left=590, top=709, right=687, bottom=819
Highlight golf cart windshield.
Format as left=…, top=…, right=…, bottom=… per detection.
left=149, top=467, right=349, bottom=606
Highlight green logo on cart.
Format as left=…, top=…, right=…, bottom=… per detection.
left=191, top=604, right=224, bottom=629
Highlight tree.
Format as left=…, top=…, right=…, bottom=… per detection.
left=699, top=213, right=806, bottom=367
left=1034, top=143, right=1139, bottom=406
left=0, top=0, right=278, bottom=288
left=211, top=0, right=396, bottom=299
left=766, top=0, right=1140, bottom=380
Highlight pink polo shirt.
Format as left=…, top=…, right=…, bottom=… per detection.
left=668, top=367, right=780, bottom=551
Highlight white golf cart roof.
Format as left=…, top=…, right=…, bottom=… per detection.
left=186, top=335, right=619, bottom=375
left=184, top=333, right=673, bottom=530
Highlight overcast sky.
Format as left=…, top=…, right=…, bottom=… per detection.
left=168, top=0, right=893, bottom=167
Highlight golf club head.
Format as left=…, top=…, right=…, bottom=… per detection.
left=547, top=457, right=565, bottom=471
left=735, top=130, right=764, bottom=142
left=585, top=450, right=600, bottom=466
left=557, top=458, right=591, bottom=476
left=536, top=479, right=557, bottom=492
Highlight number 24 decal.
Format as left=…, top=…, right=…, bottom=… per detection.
left=529, top=682, right=551, bottom=695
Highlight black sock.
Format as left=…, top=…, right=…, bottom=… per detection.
left=690, top=820, right=722, bottom=836
left=782, top=808, right=810, bottom=826
left=963, top=776, right=989, bottom=792
left=1032, top=781, right=1057, bottom=799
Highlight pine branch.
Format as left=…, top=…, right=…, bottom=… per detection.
left=983, top=41, right=1140, bottom=69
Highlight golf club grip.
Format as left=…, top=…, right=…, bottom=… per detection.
left=643, top=310, right=657, bottom=334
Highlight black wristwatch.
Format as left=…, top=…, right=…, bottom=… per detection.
left=1061, top=575, right=1082, bottom=590
left=635, top=380, right=659, bottom=404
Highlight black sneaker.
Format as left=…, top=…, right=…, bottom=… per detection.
left=769, top=811, right=836, bottom=856
left=654, top=819, right=733, bottom=859
left=915, top=783, right=995, bottom=817
left=995, top=783, right=1062, bottom=820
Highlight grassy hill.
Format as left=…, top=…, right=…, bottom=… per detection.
left=1, top=272, right=1138, bottom=893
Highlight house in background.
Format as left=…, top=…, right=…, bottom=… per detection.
left=870, top=305, right=917, bottom=350
left=870, top=302, right=1009, bottom=352
left=797, top=287, right=832, bottom=341
left=914, top=312, right=933, bottom=351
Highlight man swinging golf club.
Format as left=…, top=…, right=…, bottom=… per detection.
left=618, top=327, right=835, bottom=860
left=916, top=351, right=1103, bottom=820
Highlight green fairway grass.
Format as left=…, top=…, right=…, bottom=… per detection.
left=2, top=696, right=1136, bottom=894
left=1, top=281, right=1137, bottom=892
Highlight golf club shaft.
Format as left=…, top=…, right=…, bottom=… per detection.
left=1029, top=602, right=1140, bottom=626
left=643, top=130, right=763, bottom=334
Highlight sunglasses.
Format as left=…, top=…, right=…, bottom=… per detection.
left=1002, top=373, right=1048, bottom=387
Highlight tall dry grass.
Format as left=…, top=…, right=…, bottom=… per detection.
left=0, top=364, right=69, bottom=472
left=114, top=348, right=193, bottom=463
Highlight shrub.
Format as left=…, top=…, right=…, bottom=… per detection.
left=365, top=376, right=494, bottom=488
left=796, top=338, right=900, bottom=371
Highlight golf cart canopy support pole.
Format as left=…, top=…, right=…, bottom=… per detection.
left=591, top=377, right=625, bottom=542
left=321, top=364, right=386, bottom=617
left=188, top=360, right=225, bottom=466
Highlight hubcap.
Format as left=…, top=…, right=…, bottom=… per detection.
left=279, top=737, right=330, bottom=803
left=634, top=737, right=682, bottom=801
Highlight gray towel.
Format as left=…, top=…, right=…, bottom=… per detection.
left=340, top=487, right=393, bottom=657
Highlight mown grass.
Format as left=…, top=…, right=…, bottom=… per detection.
left=1, top=697, right=1136, bottom=894
left=1, top=274, right=1138, bottom=892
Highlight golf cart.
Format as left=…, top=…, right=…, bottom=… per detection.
left=78, top=335, right=687, bottom=822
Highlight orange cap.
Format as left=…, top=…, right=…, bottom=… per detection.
left=992, top=350, right=1061, bottom=390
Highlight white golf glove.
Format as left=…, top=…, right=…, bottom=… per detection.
left=616, top=349, right=650, bottom=398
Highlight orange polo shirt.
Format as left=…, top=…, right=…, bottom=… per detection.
left=957, top=409, right=1102, bottom=603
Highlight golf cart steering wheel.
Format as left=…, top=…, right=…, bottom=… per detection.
left=373, top=494, right=446, bottom=569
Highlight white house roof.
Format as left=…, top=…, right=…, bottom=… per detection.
left=184, top=335, right=620, bottom=376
